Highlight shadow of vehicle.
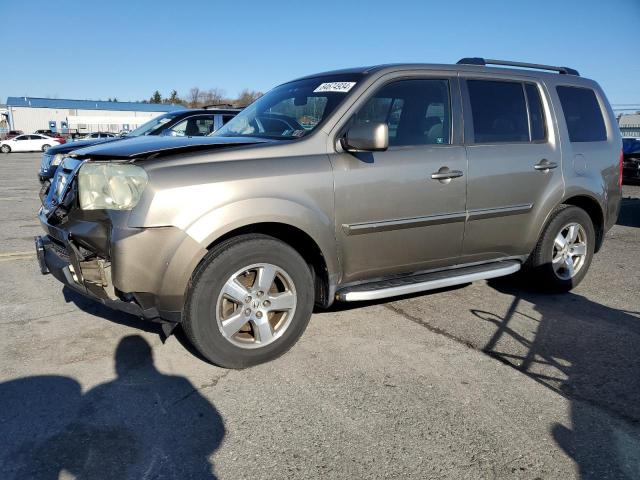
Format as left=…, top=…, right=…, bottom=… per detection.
left=617, top=196, right=640, bottom=228
left=475, top=275, right=640, bottom=479
left=0, top=335, right=225, bottom=479
left=63, top=286, right=164, bottom=335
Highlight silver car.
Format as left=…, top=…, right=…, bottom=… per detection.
left=36, top=58, right=622, bottom=368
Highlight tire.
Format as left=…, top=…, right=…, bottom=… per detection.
left=524, top=205, right=595, bottom=292
left=41, top=144, right=51, bottom=152
left=1, top=145, right=10, bottom=153
left=183, top=234, right=315, bottom=368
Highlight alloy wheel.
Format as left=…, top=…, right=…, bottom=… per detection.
left=552, top=222, right=588, bottom=280
left=216, top=263, right=297, bottom=349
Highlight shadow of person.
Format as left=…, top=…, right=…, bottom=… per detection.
left=477, top=276, right=640, bottom=480
left=0, top=335, right=225, bottom=479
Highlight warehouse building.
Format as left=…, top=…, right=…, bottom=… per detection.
left=619, top=113, right=640, bottom=138
left=4, top=97, right=185, bottom=136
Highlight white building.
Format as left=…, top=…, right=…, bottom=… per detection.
left=5, top=97, right=185, bottom=135
left=619, top=113, right=640, bottom=138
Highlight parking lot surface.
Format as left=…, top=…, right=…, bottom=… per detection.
left=1, top=152, right=639, bottom=479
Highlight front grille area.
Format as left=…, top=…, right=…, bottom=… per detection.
left=42, top=157, right=83, bottom=217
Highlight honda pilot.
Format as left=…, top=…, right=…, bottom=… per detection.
left=36, top=58, right=622, bottom=368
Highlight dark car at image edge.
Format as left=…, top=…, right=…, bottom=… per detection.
left=38, top=107, right=241, bottom=187
left=622, top=138, right=640, bottom=182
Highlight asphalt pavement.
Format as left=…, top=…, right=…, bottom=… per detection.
left=0, top=152, right=638, bottom=479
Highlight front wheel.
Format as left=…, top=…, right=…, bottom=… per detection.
left=183, top=234, right=315, bottom=368
left=0, top=145, right=10, bottom=153
left=41, top=144, right=51, bottom=152
left=524, top=205, right=595, bottom=292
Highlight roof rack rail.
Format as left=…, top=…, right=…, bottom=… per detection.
left=203, top=103, right=241, bottom=110
left=456, top=57, right=580, bottom=76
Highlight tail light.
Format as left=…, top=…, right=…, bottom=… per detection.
left=619, top=149, right=623, bottom=189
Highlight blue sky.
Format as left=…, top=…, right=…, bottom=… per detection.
left=1, top=0, right=638, bottom=106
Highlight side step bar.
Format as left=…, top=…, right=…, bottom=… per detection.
left=336, top=260, right=521, bottom=302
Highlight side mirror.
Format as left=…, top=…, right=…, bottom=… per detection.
left=341, top=122, right=388, bottom=152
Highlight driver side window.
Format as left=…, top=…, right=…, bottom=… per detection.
left=353, top=79, right=451, bottom=146
left=170, top=116, right=215, bottom=136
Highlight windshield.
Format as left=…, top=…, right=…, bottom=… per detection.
left=126, top=112, right=182, bottom=137
left=213, top=74, right=362, bottom=139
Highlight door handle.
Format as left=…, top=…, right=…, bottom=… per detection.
left=431, top=168, right=464, bottom=181
left=534, top=159, right=558, bottom=171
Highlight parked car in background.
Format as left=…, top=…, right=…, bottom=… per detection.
left=6, top=130, right=24, bottom=139
left=622, top=138, right=640, bottom=182
left=35, top=58, right=622, bottom=368
left=77, top=132, right=118, bottom=140
left=34, top=130, right=66, bottom=144
left=1, top=134, right=61, bottom=153
left=38, top=107, right=240, bottom=183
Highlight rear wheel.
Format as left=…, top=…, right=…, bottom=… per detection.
left=183, top=234, right=314, bottom=368
left=1, top=145, right=10, bottom=153
left=524, top=205, right=595, bottom=292
left=41, top=144, right=51, bottom=152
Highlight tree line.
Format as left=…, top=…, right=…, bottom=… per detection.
left=144, top=88, right=263, bottom=108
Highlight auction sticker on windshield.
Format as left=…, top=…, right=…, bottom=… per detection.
left=313, top=82, right=356, bottom=93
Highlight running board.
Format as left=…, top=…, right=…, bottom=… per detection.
left=336, top=260, right=521, bottom=302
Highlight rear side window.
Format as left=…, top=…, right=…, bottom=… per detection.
left=467, top=80, right=529, bottom=143
left=525, top=84, right=546, bottom=141
left=556, top=86, right=606, bottom=142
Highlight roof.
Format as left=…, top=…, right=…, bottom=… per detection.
left=292, top=61, right=591, bottom=84
left=5, top=97, right=185, bottom=112
left=619, top=114, right=640, bottom=127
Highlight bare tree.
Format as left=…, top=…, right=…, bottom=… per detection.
left=201, top=88, right=227, bottom=106
left=188, top=87, right=202, bottom=107
left=236, top=89, right=263, bottom=107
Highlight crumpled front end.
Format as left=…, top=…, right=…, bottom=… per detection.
left=36, top=157, right=205, bottom=327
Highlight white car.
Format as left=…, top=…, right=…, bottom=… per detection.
left=0, top=134, right=61, bottom=153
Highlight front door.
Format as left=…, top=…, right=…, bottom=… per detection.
left=460, top=77, right=563, bottom=263
left=331, top=76, right=467, bottom=284
left=12, top=135, right=30, bottom=152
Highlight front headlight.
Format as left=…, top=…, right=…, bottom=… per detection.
left=51, top=154, right=65, bottom=167
left=78, top=163, right=148, bottom=210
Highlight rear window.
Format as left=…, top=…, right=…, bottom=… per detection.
left=556, top=86, right=606, bottom=142
left=467, top=80, right=529, bottom=143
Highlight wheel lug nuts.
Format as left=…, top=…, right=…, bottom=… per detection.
left=244, top=308, right=251, bottom=316
left=263, top=300, right=271, bottom=308
left=255, top=311, right=263, bottom=319
left=256, top=291, right=264, bottom=297
left=245, top=296, right=252, bottom=303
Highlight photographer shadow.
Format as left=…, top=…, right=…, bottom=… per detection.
left=0, top=335, right=225, bottom=479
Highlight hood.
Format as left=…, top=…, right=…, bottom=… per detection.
left=69, top=135, right=277, bottom=160
left=46, top=137, right=121, bottom=155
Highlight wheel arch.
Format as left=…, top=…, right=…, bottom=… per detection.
left=561, top=194, right=605, bottom=252
left=204, top=222, right=334, bottom=307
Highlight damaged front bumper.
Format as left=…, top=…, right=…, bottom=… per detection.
left=37, top=157, right=207, bottom=331
left=35, top=232, right=165, bottom=321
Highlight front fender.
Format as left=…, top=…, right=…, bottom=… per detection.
left=155, top=198, right=340, bottom=312
left=188, top=197, right=339, bottom=277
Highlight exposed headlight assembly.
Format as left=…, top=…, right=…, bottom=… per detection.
left=51, top=154, right=65, bottom=167
left=78, top=163, right=148, bottom=210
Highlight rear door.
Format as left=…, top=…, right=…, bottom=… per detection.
left=331, top=74, right=467, bottom=283
left=460, top=76, right=563, bottom=263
